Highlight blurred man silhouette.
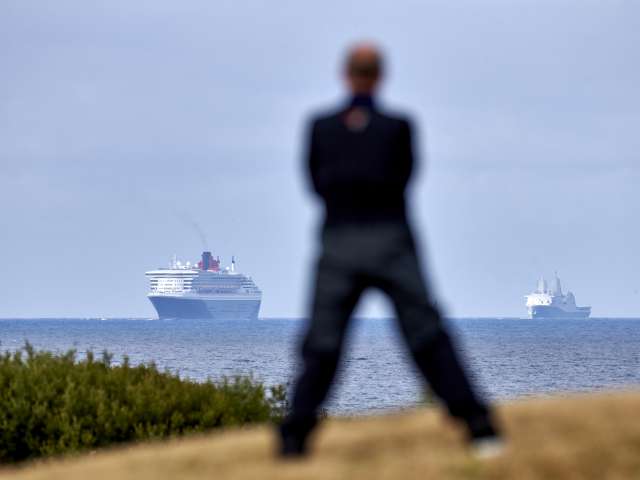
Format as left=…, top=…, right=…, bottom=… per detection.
left=279, top=43, right=502, bottom=458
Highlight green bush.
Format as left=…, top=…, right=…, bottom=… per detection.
left=0, top=344, right=287, bottom=463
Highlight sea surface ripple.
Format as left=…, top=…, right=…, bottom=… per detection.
left=1, top=318, right=639, bottom=414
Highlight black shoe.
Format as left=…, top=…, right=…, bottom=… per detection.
left=279, top=427, right=307, bottom=458
left=278, top=416, right=317, bottom=458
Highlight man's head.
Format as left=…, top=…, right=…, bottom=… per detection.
left=344, top=42, right=384, bottom=96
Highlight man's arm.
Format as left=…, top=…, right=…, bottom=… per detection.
left=306, top=119, right=322, bottom=195
left=397, top=118, right=414, bottom=188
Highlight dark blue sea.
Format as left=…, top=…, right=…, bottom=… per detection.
left=1, top=318, right=639, bottom=414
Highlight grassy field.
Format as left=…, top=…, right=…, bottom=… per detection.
left=3, top=391, right=640, bottom=480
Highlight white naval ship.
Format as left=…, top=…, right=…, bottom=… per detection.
left=525, top=274, right=591, bottom=319
left=145, top=251, right=261, bottom=320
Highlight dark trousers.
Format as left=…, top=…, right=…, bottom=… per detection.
left=284, top=222, right=489, bottom=437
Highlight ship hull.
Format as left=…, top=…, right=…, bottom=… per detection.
left=148, top=295, right=260, bottom=320
left=529, top=305, right=591, bottom=319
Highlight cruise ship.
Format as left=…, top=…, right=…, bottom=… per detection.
left=525, top=274, right=591, bottom=319
left=145, top=251, right=261, bottom=320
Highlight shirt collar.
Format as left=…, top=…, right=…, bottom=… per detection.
left=348, top=94, right=376, bottom=109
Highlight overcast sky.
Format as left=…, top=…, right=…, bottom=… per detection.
left=1, top=1, right=639, bottom=318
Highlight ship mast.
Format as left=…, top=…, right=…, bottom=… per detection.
left=553, top=272, right=562, bottom=296
left=537, top=276, right=547, bottom=294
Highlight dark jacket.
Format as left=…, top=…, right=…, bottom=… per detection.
left=306, top=96, right=414, bottom=225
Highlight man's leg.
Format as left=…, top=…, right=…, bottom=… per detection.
left=377, top=230, right=497, bottom=439
left=280, top=250, right=364, bottom=455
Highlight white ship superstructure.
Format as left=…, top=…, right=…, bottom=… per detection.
left=525, top=274, right=591, bottom=319
left=146, top=252, right=261, bottom=320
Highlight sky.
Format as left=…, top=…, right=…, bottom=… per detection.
left=1, top=0, right=639, bottom=318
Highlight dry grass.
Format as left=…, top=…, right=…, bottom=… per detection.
left=3, top=391, right=640, bottom=480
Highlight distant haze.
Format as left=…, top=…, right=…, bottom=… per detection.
left=1, top=1, right=638, bottom=318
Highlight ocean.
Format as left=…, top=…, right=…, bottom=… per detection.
left=1, top=317, right=639, bottom=414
